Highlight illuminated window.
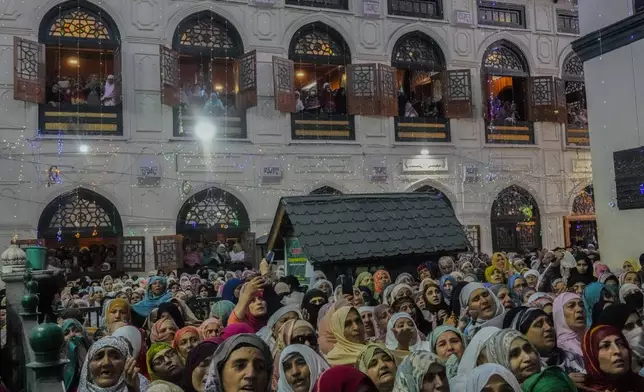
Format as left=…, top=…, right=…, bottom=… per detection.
left=48, top=9, right=111, bottom=40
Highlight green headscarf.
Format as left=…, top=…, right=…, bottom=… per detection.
left=355, top=344, right=396, bottom=373
left=146, top=342, right=173, bottom=381
left=210, top=300, right=235, bottom=327
left=61, top=319, right=91, bottom=392
left=522, top=366, right=578, bottom=392
left=355, top=272, right=375, bottom=294
left=426, top=325, right=466, bottom=379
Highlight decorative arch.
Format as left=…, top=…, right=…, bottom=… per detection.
left=288, top=22, right=351, bottom=64
left=482, top=39, right=530, bottom=76
left=392, top=32, right=446, bottom=70
left=565, top=184, right=597, bottom=247
left=562, top=52, right=584, bottom=80
left=283, top=15, right=356, bottom=62
left=37, top=187, right=123, bottom=238
left=39, top=0, right=121, bottom=46
left=413, top=185, right=453, bottom=210
left=172, top=11, right=243, bottom=57
left=386, top=24, right=449, bottom=66
left=176, top=187, right=251, bottom=237
left=490, top=185, right=541, bottom=251
left=309, top=186, right=343, bottom=196
left=572, top=185, right=595, bottom=215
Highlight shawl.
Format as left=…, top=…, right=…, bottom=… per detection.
left=312, top=365, right=377, bottom=392
left=527, top=292, right=554, bottom=310
left=392, top=350, right=445, bottom=392
left=382, top=284, right=396, bottom=306
left=582, top=324, right=644, bottom=392
left=62, top=319, right=91, bottom=391
left=485, top=265, right=503, bottom=283
left=212, top=323, right=255, bottom=345
left=199, top=318, right=222, bottom=340
left=271, top=319, right=316, bottom=390
left=619, top=283, right=642, bottom=306
left=277, top=344, right=330, bottom=392
left=221, top=279, right=243, bottom=304
left=459, top=283, right=505, bottom=336
left=619, top=271, right=641, bottom=286
left=112, top=325, right=142, bottom=358
left=311, top=279, right=333, bottom=298
left=317, top=299, right=349, bottom=354
left=438, top=256, right=456, bottom=275
left=465, top=363, right=521, bottom=392
left=104, top=298, right=131, bottom=332
left=385, top=312, right=421, bottom=358
left=132, top=276, right=172, bottom=317
left=507, top=274, right=524, bottom=291
left=390, top=284, right=413, bottom=302
left=355, top=272, right=375, bottom=294
left=624, top=259, right=641, bottom=273
left=373, top=304, right=392, bottom=341
left=324, top=306, right=368, bottom=366
left=484, top=329, right=539, bottom=372
left=204, top=334, right=272, bottom=392
left=522, top=366, right=578, bottom=392
left=552, top=292, right=583, bottom=356
left=210, top=300, right=235, bottom=327
left=308, top=270, right=327, bottom=287
left=172, top=326, right=201, bottom=360
left=598, top=272, right=620, bottom=300
left=181, top=340, right=218, bottom=392
left=150, top=317, right=178, bottom=344
left=452, top=327, right=500, bottom=390
left=78, top=336, right=144, bottom=392
left=146, top=342, right=172, bottom=381
left=582, top=282, right=609, bottom=327
left=427, top=325, right=466, bottom=379
left=395, top=273, right=414, bottom=285
left=355, top=344, right=396, bottom=373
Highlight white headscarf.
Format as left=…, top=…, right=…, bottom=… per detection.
left=277, top=344, right=330, bottom=392
left=458, top=283, right=505, bottom=332
left=465, top=363, right=521, bottom=392
left=112, top=325, right=142, bottom=358
left=451, top=326, right=500, bottom=391
left=390, top=284, right=414, bottom=301
left=256, top=305, right=302, bottom=354
left=385, top=312, right=421, bottom=352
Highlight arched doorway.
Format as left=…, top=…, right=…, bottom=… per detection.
left=481, top=40, right=533, bottom=144
left=38, top=188, right=123, bottom=269
left=31, top=1, right=122, bottom=135
left=491, top=185, right=541, bottom=252
left=565, top=185, right=597, bottom=247
left=309, top=186, right=343, bottom=196
left=165, top=11, right=252, bottom=138
left=414, top=185, right=453, bottom=210
left=176, top=187, right=251, bottom=246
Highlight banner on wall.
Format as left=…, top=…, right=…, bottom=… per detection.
left=285, top=237, right=310, bottom=284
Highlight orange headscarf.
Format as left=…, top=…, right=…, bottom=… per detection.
left=150, top=317, right=178, bottom=344
left=172, top=325, right=201, bottom=360
left=373, top=270, right=391, bottom=294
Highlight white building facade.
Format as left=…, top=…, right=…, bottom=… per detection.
left=0, top=0, right=592, bottom=271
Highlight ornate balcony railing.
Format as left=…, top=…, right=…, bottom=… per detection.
left=485, top=120, right=535, bottom=144
left=388, top=0, right=443, bottom=20
left=394, top=116, right=451, bottom=142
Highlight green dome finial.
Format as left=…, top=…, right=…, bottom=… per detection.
left=28, top=323, right=65, bottom=365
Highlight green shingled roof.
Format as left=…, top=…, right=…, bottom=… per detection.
left=268, top=193, right=471, bottom=264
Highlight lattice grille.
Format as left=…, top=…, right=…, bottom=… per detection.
left=275, top=59, right=293, bottom=92
left=393, top=34, right=442, bottom=67
left=185, top=192, right=242, bottom=228
left=350, top=65, right=376, bottom=97
left=49, top=10, right=110, bottom=39
left=495, top=225, right=514, bottom=248
left=153, top=235, right=184, bottom=270
left=532, top=77, right=553, bottom=105
left=180, top=19, right=234, bottom=49
left=517, top=223, right=536, bottom=248
left=565, top=80, right=585, bottom=95
left=15, top=39, right=40, bottom=82
left=239, top=52, right=256, bottom=91
left=119, top=237, right=145, bottom=271
left=492, top=186, right=538, bottom=218
left=49, top=193, right=115, bottom=229
left=310, top=186, right=342, bottom=195
left=292, top=30, right=343, bottom=57
left=483, top=44, right=527, bottom=73
left=446, top=71, right=470, bottom=99
left=563, top=54, right=584, bottom=78
left=161, top=47, right=179, bottom=87
left=464, top=225, right=481, bottom=252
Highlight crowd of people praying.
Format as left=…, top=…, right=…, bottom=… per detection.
left=3, top=246, right=644, bottom=392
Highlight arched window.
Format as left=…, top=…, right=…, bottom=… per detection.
left=414, top=185, right=453, bottom=210
left=567, top=185, right=597, bottom=247
left=572, top=185, right=595, bottom=215
left=490, top=185, right=541, bottom=251
left=19, top=1, right=122, bottom=135
left=177, top=187, right=251, bottom=242
left=310, top=186, right=343, bottom=196
left=162, top=11, right=255, bottom=139
left=286, top=22, right=354, bottom=141
left=481, top=40, right=535, bottom=144
left=562, top=53, right=589, bottom=146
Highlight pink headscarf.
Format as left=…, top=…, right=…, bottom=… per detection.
left=593, top=262, right=609, bottom=278
left=198, top=317, right=222, bottom=340
left=212, top=323, right=255, bottom=344
left=552, top=292, right=584, bottom=356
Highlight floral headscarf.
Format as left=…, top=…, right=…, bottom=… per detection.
left=392, top=350, right=445, bottom=392
left=484, top=329, right=540, bottom=373
left=150, top=317, right=178, bottom=344
left=373, top=270, right=390, bottom=295
left=198, top=318, right=222, bottom=340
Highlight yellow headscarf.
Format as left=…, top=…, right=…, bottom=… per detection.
left=324, top=306, right=369, bottom=366
left=624, top=259, right=641, bottom=272
left=485, top=265, right=504, bottom=283
left=492, top=252, right=510, bottom=273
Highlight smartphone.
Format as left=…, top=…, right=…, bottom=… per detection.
left=341, top=276, right=353, bottom=295
left=265, top=251, right=275, bottom=263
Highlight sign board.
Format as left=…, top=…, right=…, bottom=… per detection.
left=364, top=1, right=380, bottom=17
left=285, top=237, right=308, bottom=284
left=136, top=155, right=162, bottom=186
left=255, top=0, right=276, bottom=5
left=402, top=157, right=448, bottom=173
left=260, top=160, right=282, bottom=184
left=454, top=10, right=473, bottom=25
left=366, top=158, right=388, bottom=182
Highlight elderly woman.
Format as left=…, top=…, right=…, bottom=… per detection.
left=553, top=293, right=586, bottom=357
left=133, top=277, right=172, bottom=318
left=150, top=317, right=179, bottom=344
left=146, top=342, right=185, bottom=383
left=426, top=325, right=466, bottom=380
left=356, top=345, right=398, bottom=392
left=256, top=305, right=301, bottom=355
left=204, top=334, right=272, bottom=392
left=324, top=306, right=368, bottom=366
left=277, top=344, right=329, bottom=392
left=385, top=312, right=421, bottom=361
left=451, top=326, right=500, bottom=390
left=172, top=326, right=201, bottom=361
left=482, top=329, right=541, bottom=383
left=459, top=283, right=505, bottom=338
left=78, top=336, right=149, bottom=392
left=271, top=319, right=318, bottom=390
left=392, top=350, right=448, bottom=392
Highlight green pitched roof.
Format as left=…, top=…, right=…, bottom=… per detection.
left=269, top=193, right=471, bottom=264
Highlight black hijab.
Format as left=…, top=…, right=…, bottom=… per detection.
left=392, top=296, right=432, bottom=335
left=301, top=289, right=328, bottom=325
left=157, top=302, right=185, bottom=328
left=595, top=303, right=639, bottom=329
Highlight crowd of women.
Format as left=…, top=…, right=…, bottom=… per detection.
left=16, top=247, right=644, bottom=392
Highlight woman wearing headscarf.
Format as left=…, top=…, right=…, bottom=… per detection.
left=256, top=305, right=301, bottom=355
left=619, top=284, right=643, bottom=310
left=373, top=304, right=393, bottom=343
left=581, top=324, right=644, bottom=392
left=492, top=252, right=511, bottom=276
left=227, top=277, right=271, bottom=332
left=199, top=318, right=222, bottom=340
left=527, top=292, right=554, bottom=315
left=566, top=273, right=592, bottom=295
left=220, top=279, right=244, bottom=304
left=150, top=317, right=179, bottom=344
left=524, top=269, right=540, bottom=289
left=426, top=325, right=466, bottom=380
left=269, top=319, right=318, bottom=389
left=301, top=289, right=327, bottom=326
left=358, top=306, right=378, bottom=341
left=421, top=280, right=451, bottom=327
left=210, top=300, right=235, bottom=327
left=598, top=272, right=620, bottom=300
left=356, top=345, right=397, bottom=392
left=311, top=280, right=333, bottom=300
left=620, top=271, right=643, bottom=288
left=181, top=340, right=218, bottom=392
left=62, top=318, right=93, bottom=392
left=483, top=329, right=541, bottom=383
left=324, top=306, right=368, bottom=366
left=438, top=256, right=456, bottom=276
left=172, top=326, right=201, bottom=362
left=132, top=277, right=173, bottom=318
left=582, top=282, right=615, bottom=327
left=465, top=363, right=522, bottom=392
left=103, top=298, right=132, bottom=334
left=458, top=283, right=505, bottom=338
left=78, top=336, right=149, bottom=392
left=385, top=312, right=421, bottom=361
left=372, top=271, right=391, bottom=300
left=317, top=299, right=349, bottom=355
left=312, top=366, right=379, bottom=392
left=438, top=275, right=456, bottom=306
left=355, top=272, right=375, bottom=294
left=391, top=296, right=432, bottom=337
left=212, top=323, right=256, bottom=345
left=490, top=284, right=515, bottom=310
left=203, top=334, right=272, bottom=392
left=394, top=272, right=414, bottom=286
left=452, top=326, right=500, bottom=390
left=553, top=292, right=586, bottom=357
left=156, top=302, right=185, bottom=329
left=485, top=265, right=505, bottom=284
left=112, top=324, right=150, bottom=381
left=391, top=350, right=448, bottom=392
left=277, top=344, right=329, bottom=392
left=522, top=366, right=578, bottom=392
left=623, top=259, right=640, bottom=273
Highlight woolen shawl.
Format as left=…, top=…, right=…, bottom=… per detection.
left=451, top=326, right=500, bottom=390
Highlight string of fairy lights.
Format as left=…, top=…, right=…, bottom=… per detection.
left=1, top=0, right=594, bottom=250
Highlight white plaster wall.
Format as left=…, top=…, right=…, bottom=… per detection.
left=0, top=0, right=591, bottom=269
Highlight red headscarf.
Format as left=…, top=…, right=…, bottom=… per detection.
left=243, top=289, right=268, bottom=332
left=373, top=270, right=390, bottom=294
left=212, top=323, right=256, bottom=344
left=582, top=324, right=644, bottom=392
left=172, top=326, right=201, bottom=359
left=313, top=366, right=379, bottom=392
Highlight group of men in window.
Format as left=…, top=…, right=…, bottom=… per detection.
left=47, top=74, right=118, bottom=107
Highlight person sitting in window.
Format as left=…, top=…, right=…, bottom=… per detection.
left=295, top=90, right=305, bottom=112
left=304, top=88, right=320, bottom=112
left=320, top=82, right=336, bottom=114
left=84, top=74, right=102, bottom=106
left=204, top=92, right=225, bottom=116
left=48, top=83, right=71, bottom=107
left=101, top=75, right=117, bottom=106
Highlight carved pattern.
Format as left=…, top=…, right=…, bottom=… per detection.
left=310, top=186, right=342, bottom=195
left=517, top=223, right=536, bottom=248
left=393, top=34, right=443, bottom=68
left=180, top=19, right=234, bottom=49
left=492, top=186, right=538, bottom=218
left=49, top=193, right=115, bottom=229
left=464, top=225, right=481, bottom=252
left=119, top=237, right=145, bottom=271
left=495, top=225, right=514, bottom=248
left=293, top=30, right=344, bottom=57
left=532, top=77, right=553, bottom=105
left=153, top=235, right=184, bottom=270
left=49, top=10, right=110, bottom=39
left=350, top=65, right=375, bottom=97
left=446, top=70, right=470, bottom=99
left=15, top=38, right=39, bottom=83
left=483, top=43, right=528, bottom=73
left=180, top=188, right=249, bottom=231
left=563, top=54, right=584, bottom=78
left=239, top=52, right=256, bottom=92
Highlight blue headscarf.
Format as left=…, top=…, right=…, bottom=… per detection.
left=583, top=282, right=608, bottom=327
left=439, top=275, right=457, bottom=304
left=132, top=276, right=172, bottom=317
left=507, top=274, right=523, bottom=292
left=221, top=278, right=244, bottom=304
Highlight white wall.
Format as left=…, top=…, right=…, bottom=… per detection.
left=0, top=0, right=591, bottom=269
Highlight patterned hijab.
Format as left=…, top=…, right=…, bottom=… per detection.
left=484, top=329, right=540, bottom=374
left=78, top=336, right=131, bottom=392
left=392, top=350, right=445, bottom=392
